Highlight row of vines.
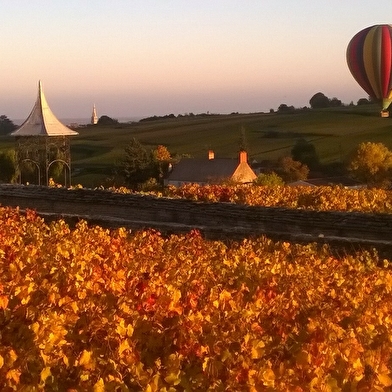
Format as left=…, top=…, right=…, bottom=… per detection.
left=1, top=206, right=392, bottom=390
left=103, top=183, right=392, bottom=214
left=164, top=184, right=392, bottom=213
left=55, top=180, right=392, bottom=213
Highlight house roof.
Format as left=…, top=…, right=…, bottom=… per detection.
left=11, top=81, right=78, bottom=137
left=167, top=151, right=257, bottom=184
left=168, top=158, right=240, bottom=183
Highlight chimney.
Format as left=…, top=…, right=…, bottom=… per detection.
left=239, top=150, right=247, bottom=163
left=208, top=150, right=215, bottom=160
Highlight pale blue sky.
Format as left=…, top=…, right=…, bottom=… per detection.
left=1, top=1, right=392, bottom=120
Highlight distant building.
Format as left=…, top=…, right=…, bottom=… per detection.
left=164, top=150, right=257, bottom=187
left=91, top=104, right=98, bottom=124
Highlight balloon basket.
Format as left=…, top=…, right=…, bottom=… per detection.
left=381, top=110, right=389, bottom=118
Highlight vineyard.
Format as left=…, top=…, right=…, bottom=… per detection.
left=1, top=205, right=392, bottom=391
left=162, top=184, right=392, bottom=213
left=100, top=183, right=392, bottom=214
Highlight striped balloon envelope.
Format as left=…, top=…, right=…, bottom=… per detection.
left=347, top=24, right=392, bottom=116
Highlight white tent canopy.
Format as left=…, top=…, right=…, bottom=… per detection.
left=11, top=81, right=78, bottom=137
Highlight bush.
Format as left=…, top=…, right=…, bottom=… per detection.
left=253, top=172, right=284, bottom=186
left=0, top=150, right=17, bottom=183
left=276, top=156, right=309, bottom=183
left=347, top=142, right=392, bottom=188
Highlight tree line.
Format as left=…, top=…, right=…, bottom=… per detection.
left=276, top=92, right=375, bottom=113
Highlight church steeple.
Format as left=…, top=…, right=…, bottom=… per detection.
left=91, top=104, right=98, bottom=124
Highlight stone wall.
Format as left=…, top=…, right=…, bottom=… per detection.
left=1, top=184, right=392, bottom=251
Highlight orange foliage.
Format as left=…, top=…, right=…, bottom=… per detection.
left=164, top=184, right=392, bottom=213
left=1, top=206, right=392, bottom=390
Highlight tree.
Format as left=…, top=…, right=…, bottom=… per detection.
left=118, top=138, right=154, bottom=189
left=291, top=139, right=319, bottom=169
left=0, top=150, right=17, bottom=183
left=347, top=142, right=392, bottom=188
left=276, top=156, right=309, bottom=183
left=117, top=140, right=173, bottom=189
left=309, top=92, right=330, bottom=109
left=329, top=97, right=342, bottom=107
left=277, top=104, right=295, bottom=112
left=97, top=115, right=119, bottom=125
left=0, top=115, right=17, bottom=135
left=357, top=98, right=370, bottom=106
left=152, top=144, right=171, bottom=163
left=253, top=172, right=284, bottom=186
left=151, top=145, right=172, bottom=183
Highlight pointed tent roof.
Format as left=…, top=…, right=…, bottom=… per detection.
left=11, top=81, right=78, bottom=136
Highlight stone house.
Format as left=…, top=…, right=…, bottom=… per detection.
left=164, top=150, right=257, bottom=187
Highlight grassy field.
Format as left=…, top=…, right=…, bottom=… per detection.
left=2, top=105, right=392, bottom=187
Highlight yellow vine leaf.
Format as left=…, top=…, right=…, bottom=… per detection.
left=202, top=357, right=209, bottom=372
left=169, top=300, right=183, bottom=315
left=145, top=374, right=160, bottom=392
left=116, top=319, right=126, bottom=336
left=326, top=377, right=340, bottom=392
left=0, top=354, right=4, bottom=369
left=63, top=355, right=69, bottom=367
left=7, top=349, right=18, bottom=367
left=118, top=339, right=130, bottom=356
left=261, top=368, right=275, bottom=387
left=70, top=301, right=79, bottom=313
left=219, top=289, right=232, bottom=302
left=166, top=353, right=181, bottom=371
left=251, top=340, right=265, bottom=359
left=78, top=350, right=93, bottom=369
left=378, top=372, right=392, bottom=387
left=31, top=322, right=40, bottom=335
left=40, top=367, right=51, bottom=383
left=164, top=370, right=181, bottom=385
left=40, top=351, right=49, bottom=366
left=116, top=319, right=134, bottom=337
left=6, top=369, right=21, bottom=383
left=0, top=294, right=8, bottom=309
left=135, top=362, right=150, bottom=382
left=93, top=378, right=105, bottom=392
left=21, top=295, right=31, bottom=305
left=78, top=290, right=87, bottom=299
left=80, top=373, right=89, bottom=381
left=352, top=358, right=363, bottom=370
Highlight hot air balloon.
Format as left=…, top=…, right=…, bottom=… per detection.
left=347, top=24, right=392, bottom=117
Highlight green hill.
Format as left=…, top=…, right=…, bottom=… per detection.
left=2, top=105, right=392, bottom=187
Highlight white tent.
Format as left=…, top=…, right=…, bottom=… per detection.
left=12, top=81, right=78, bottom=136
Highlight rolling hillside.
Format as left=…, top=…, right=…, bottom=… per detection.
left=2, top=105, right=392, bottom=187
